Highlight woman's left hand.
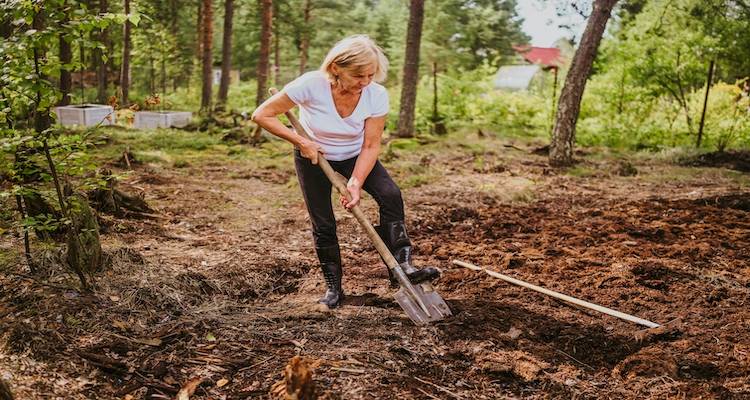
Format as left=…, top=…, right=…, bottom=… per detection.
left=342, top=177, right=362, bottom=210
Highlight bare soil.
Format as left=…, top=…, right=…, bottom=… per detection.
left=1, top=141, right=749, bottom=399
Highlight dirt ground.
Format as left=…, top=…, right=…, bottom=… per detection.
left=1, top=137, right=749, bottom=399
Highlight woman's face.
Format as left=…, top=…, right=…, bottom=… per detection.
left=334, top=63, right=376, bottom=93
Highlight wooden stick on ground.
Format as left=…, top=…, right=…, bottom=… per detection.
left=452, top=260, right=660, bottom=329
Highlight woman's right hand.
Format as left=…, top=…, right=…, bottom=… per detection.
left=299, top=139, right=322, bottom=164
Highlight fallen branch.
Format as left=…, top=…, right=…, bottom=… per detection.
left=77, top=351, right=128, bottom=373
left=8, top=272, right=79, bottom=292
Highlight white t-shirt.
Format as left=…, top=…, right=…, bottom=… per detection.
left=283, top=71, right=389, bottom=161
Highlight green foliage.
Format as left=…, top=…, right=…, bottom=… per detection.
left=578, top=75, right=750, bottom=150
left=163, top=81, right=259, bottom=113
left=0, top=1, right=125, bottom=280
left=408, top=64, right=549, bottom=137
left=702, top=82, right=750, bottom=151
left=574, top=0, right=750, bottom=151
left=423, top=0, right=529, bottom=69
left=131, top=6, right=179, bottom=97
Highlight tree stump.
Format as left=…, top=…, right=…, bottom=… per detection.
left=66, top=194, right=102, bottom=288
left=88, top=170, right=153, bottom=218
left=270, top=356, right=316, bottom=400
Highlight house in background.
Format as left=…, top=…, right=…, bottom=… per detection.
left=493, top=41, right=570, bottom=92
left=494, top=41, right=572, bottom=131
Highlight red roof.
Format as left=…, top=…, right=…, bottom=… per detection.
left=512, top=45, right=563, bottom=68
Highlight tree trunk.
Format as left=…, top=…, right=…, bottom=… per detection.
left=95, top=0, right=109, bottom=104
left=273, top=24, right=280, bottom=85
left=696, top=59, right=715, bottom=148
left=161, top=53, right=166, bottom=94
left=256, top=0, right=272, bottom=106
left=298, top=0, right=311, bottom=75
left=549, top=0, right=619, bottom=167
left=217, top=0, right=234, bottom=109
left=149, top=55, right=155, bottom=94
left=120, top=0, right=132, bottom=106
left=395, top=0, right=425, bottom=138
left=550, top=67, right=559, bottom=134
left=14, top=195, right=35, bottom=273
left=200, top=0, right=214, bottom=112
left=59, top=1, right=72, bottom=106
left=33, top=11, right=51, bottom=133
left=78, top=35, right=86, bottom=103
left=189, top=0, right=203, bottom=92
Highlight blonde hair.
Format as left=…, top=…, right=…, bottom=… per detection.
left=320, top=35, right=389, bottom=83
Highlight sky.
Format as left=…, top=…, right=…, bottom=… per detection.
left=516, top=2, right=587, bottom=47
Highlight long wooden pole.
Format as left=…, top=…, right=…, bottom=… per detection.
left=453, top=260, right=660, bottom=328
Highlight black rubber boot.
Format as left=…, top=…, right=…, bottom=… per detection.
left=316, top=245, right=344, bottom=308
left=375, top=225, right=399, bottom=288
left=376, top=221, right=440, bottom=287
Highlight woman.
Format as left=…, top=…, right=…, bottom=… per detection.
left=252, top=35, right=438, bottom=309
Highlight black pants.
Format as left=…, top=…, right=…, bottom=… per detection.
left=294, top=150, right=404, bottom=249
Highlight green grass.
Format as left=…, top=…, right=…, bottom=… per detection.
left=108, top=128, right=222, bottom=151
left=402, top=174, right=433, bottom=188
left=94, top=126, right=290, bottom=169
left=566, top=165, right=600, bottom=177
left=0, top=247, right=18, bottom=270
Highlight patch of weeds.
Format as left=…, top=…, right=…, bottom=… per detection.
left=227, top=145, right=247, bottom=157
left=722, top=170, right=750, bottom=187
left=483, top=176, right=537, bottom=203
left=406, top=162, right=427, bottom=174
left=258, top=141, right=293, bottom=159
left=257, top=157, right=292, bottom=172
left=64, top=314, right=82, bottom=327
left=654, top=146, right=704, bottom=164
left=509, top=186, right=536, bottom=203
left=173, top=158, right=190, bottom=168
left=566, top=165, right=598, bottom=177
left=137, top=150, right=172, bottom=164
left=458, top=142, right=486, bottom=156
left=108, top=128, right=223, bottom=155
left=284, top=177, right=299, bottom=189
left=402, top=174, right=432, bottom=188
left=0, top=249, right=20, bottom=271
left=389, top=138, right=421, bottom=151
left=149, top=129, right=221, bottom=151
left=639, top=166, right=704, bottom=184
left=473, top=155, right=486, bottom=171
left=0, top=202, right=14, bottom=231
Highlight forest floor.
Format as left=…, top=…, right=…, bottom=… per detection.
left=1, top=128, right=750, bottom=399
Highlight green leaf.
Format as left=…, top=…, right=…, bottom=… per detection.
left=128, top=13, right=141, bottom=26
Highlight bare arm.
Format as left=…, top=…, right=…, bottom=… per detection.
left=342, top=115, right=386, bottom=209
left=251, top=92, right=322, bottom=163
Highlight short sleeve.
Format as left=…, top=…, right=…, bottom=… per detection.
left=369, top=85, right=389, bottom=117
left=283, top=72, right=320, bottom=105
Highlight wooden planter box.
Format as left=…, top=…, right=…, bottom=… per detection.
left=54, top=104, right=115, bottom=127
left=133, top=111, right=193, bottom=129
